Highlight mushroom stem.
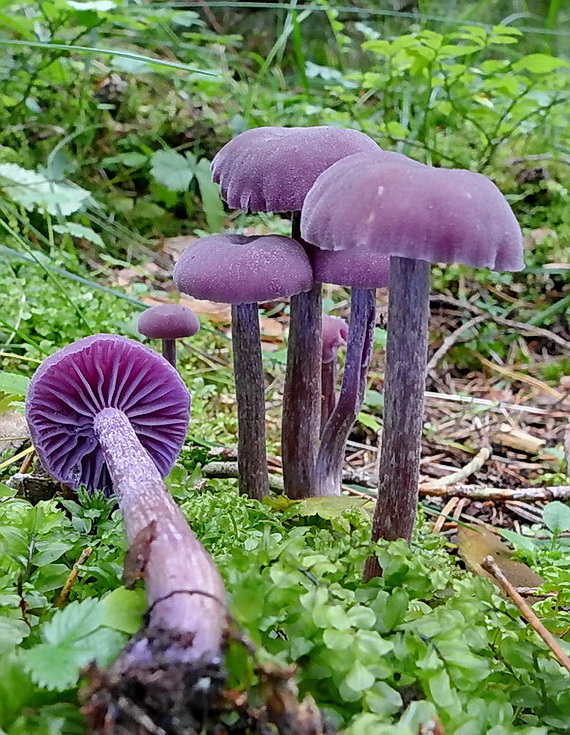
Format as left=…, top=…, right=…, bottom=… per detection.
left=321, top=359, right=337, bottom=434
left=231, top=303, right=270, bottom=501
left=93, top=407, right=226, bottom=661
left=161, top=338, right=177, bottom=368
left=282, top=213, right=322, bottom=499
left=315, top=288, right=376, bottom=496
left=364, top=256, right=430, bottom=580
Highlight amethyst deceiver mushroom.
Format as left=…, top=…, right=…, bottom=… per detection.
left=26, top=335, right=227, bottom=730
left=173, top=233, right=313, bottom=501
left=138, top=303, right=200, bottom=368
left=321, top=314, right=348, bottom=433
left=301, top=153, right=523, bottom=578
left=312, top=248, right=389, bottom=496
left=211, top=126, right=381, bottom=499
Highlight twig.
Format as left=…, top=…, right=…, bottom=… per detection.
left=424, top=390, right=566, bottom=417
left=430, top=295, right=570, bottom=352
left=55, top=547, right=93, bottom=607
left=426, top=315, right=487, bottom=373
left=433, top=497, right=459, bottom=534
left=481, top=555, right=570, bottom=675
left=419, top=484, right=570, bottom=501
left=506, top=153, right=570, bottom=166
left=202, top=461, right=284, bottom=492
left=201, top=461, right=570, bottom=503
left=421, top=447, right=491, bottom=490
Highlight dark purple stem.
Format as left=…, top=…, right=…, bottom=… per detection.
left=162, top=339, right=176, bottom=368
left=93, top=407, right=226, bottom=662
left=364, top=256, right=430, bottom=581
left=231, top=302, right=269, bottom=501
left=281, top=213, right=322, bottom=499
left=314, top=288, right=376, bottom=496
left=320, top=360, right=337, bottom=435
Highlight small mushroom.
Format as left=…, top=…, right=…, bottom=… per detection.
left=301, top=153, right=523, bottom=577
left=321, top=314, right=348, bottom=433
left=26, top=335, right=227, bottom=723
left=211, top=126, right=381, bottom=498
left=173, top=233, right=313, bottom=501
left=312, top=248, right=389, bottom=496
left=137, top=303, right=200, bottom=368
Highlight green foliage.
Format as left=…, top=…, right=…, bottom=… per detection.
left=2, top=482, right=567, bottom=734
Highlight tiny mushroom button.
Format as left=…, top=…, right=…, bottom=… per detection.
left=138, top=303, right=200, bottom=369
left=211, top=125, right=382, bottom=499
left=300, top=152, right=523, bottom=578
left=174, top=233, right=313, bottom=502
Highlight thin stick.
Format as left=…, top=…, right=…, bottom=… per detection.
left=55, top=547, right=93, bottom=607
left=481, top=555, right=570, bottom=675
left=426, top=315, right=487, bottom=373
left=421, top=447, right=491, bottom=490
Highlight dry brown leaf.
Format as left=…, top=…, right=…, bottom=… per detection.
left=141, top=294, right=231, bottom=323
left=457, top=524, right=543, bottom=589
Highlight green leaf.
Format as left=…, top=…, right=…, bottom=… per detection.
left=543, top=501, right=570, bottom=534
left=20, top=599, right=125, bottom=690
left=194, top=158, right=225, bottom=232
left=0, top=371, right=29, bottom=397
left=100, top=587, right=146, bottom=634
left=52, top=223, right=104, bottom=248
left=0, top=164, right=90, bottom=215
left=513, top=54, right=569, bottom=74
left=150, top=150, right=194, bottom=192
left=345, top=661, right=375, bottom=692
left=64, top=0, right=116, bottom=9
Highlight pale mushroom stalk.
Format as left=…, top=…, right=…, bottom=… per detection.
left=231, top=303, right=269, bottom=501
left=363, top=259, right=430, bottom=580
left=281, top=212, right=322, bottom=499
left=94, top=407, right=226, bottom=661
left=315, top=288, right=376, bottom=496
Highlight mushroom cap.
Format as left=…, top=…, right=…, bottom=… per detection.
left=301, top=153, right=524, bottom=272
left=311, top=246, right=390, bottom=289
left=26, top=334, right=190, bottom=493
left=138, top=304, right=200, bottom=340
left=211, top=126, right=381, bottom=213
left=322, top=314, right=348, bottom=363
left=173, top=234, right=313, bottom=304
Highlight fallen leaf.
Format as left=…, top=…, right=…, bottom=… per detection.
left=457, top=524, right=543, bottom=589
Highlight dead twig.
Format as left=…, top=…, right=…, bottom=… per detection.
left=202, top=461, right=284, bottom=492
left=419, top=484, right=570, bottom=501
left=421, top=446, right=491, bottom=490
left=55, top=547, right=93, bottom=608
left=426, top=315, right=487, bottom=373
left=481, top=555, right=570, bottom=675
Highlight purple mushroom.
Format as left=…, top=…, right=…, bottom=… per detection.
left=26, top=335, right=227, bottom=729
left=301, top=154, right=523, bottom=578
left=173, top=233, right=313, bottom=501
left=320, top=314, right=348, bottom=433
left=211, top=126, right=381, bottom=499
left=138, top=303, right=200, bottom=368
left=312, top=248, right=389, bottom=496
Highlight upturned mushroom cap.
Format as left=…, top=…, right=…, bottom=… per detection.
left=26, top=334, right=190, bottom=492
left=173, top=234, right=313, bottom=304
left=301, top=153, right=524, bottom=271
left=211, top=126, right=381, bottom=213
left=311, top=247, right=390, bottom=289
left=322, top=314, right=348, bottom=363
left=138, top=304, right=200, bottom=340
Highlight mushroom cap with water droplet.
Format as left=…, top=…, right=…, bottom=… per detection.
left=211, top=126, right=381, bottom=213
left=173, top=233, right=313, bottom=304
left=26, top=334, right=190, bottom=493
left=301, top=152, right=524, bottom=272
left=138, top=304, right=200, bottom=340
